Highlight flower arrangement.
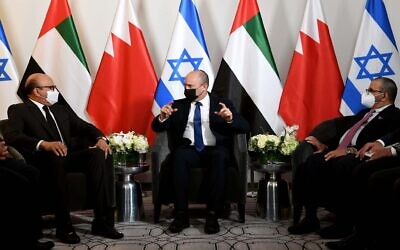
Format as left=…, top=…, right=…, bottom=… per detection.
left=248, top=125, right=299, bottom=163
left=107, top=131, right=149, bottom=166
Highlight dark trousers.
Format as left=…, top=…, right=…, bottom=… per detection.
left=27, top=147, right=115, bottom=228
left=0, top=158, right=42, bottom=247
left=356, top=165, right=400, bottom=241
left=171, top=144, right=229, bottom=214
left=298, top=152, right=361, bottom=218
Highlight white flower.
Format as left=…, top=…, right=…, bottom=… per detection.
left=248, top=125, right=299, bottom=159
left=107, top=131, right=149, bottom=153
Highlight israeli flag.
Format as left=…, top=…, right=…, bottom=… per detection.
left=340, top=0, right=400, bottom=115
left=152, top=0, right=214, bottom=115
left=0, top=20, right=20, bottom=119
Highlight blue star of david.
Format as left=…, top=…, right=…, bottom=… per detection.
left=167, top=49, right=203, bottom=84
left=0, top=58, right=11, bottom=81
left=354, top=45, right=394, bottom=81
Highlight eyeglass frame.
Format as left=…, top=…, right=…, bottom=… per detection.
left=365, top=88, right=383, bottom=94
left=35, top=85, right=57, bottom=91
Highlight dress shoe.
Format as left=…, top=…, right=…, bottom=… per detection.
left=35, top=240, right=55, bottom=250
left=168, top=211, right=190, bottom=233
left=325, top=232, right=367, bottom=250
left=204, top=212, right=220, bottom=234
left=56, top=226, right=80, bottom=244
left=92, top=219, right=124, bottom=239
left=288, top=217, right=320, bottom=234
left=319, top=222, right=353, bottom=239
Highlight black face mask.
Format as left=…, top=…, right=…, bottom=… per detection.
left=184, top=88, right=198, bottom=102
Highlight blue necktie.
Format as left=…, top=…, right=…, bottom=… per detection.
left=194, top=102, right=204, bottom=152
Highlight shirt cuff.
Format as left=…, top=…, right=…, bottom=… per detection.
left=36, top=140, right=44, bottom=151
left=377, top=139, right=385, bottom=146
left=390, top=146, right=397, bottom=157
left=158, top=116, right=168, bottom=123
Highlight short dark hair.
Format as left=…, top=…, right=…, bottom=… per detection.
left=377, top=77, right=397, bottom=102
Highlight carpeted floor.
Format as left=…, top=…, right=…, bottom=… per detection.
left=41, top=191, right=333, bottom=250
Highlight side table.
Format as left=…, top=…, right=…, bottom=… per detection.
left=115, top=163, right=149, bottom=222
left=251, top=161, right=291, bottom=221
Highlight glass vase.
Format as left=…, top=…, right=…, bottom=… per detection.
left=125, top=152, right=139, bottom=167
left=113, top=151, right=127, bottom=167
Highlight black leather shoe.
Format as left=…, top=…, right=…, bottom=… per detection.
left=35, top=240, right=55, bottom=250
left=325, top=232, right=366, bottom=250
left=319, top=222, right=353, bottom=239
left=92, top=219, right=124, bottom=239
left=168, top=211, right=190, bottom=233
left=288, top=217, right=320, bottom=234
left=204, top=212, right=220, bottom=234
left=56, top=227, right=80, bottom=244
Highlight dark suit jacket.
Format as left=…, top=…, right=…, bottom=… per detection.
left=152, top=93, right=249, bottom=151
left=4, top=100, right=104, bottom=159
left=320, top=105, right=400, bottom=150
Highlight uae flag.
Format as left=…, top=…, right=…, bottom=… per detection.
left=278, top=0, right=343, bottom=139
left=87, top=0, right=157, bottom=143
left=17, top=0, right=92, bottom=121
left=212, top=0, right=285, bottom=136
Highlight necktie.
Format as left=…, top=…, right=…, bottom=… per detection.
left=338, top=109, right=375, bottom=149
left=194, top=102, right=204, bottom=152
left=42, top=106, right=62, bottom=141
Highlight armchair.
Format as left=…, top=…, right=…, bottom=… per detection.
left=151, top=131, right=248, bottom=223
left=291, top=117, right=340, bottom=224
left=0, top=119, right=91, bottom=212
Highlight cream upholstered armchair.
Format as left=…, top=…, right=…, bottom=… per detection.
left=151, top=131, right=248, bottom=223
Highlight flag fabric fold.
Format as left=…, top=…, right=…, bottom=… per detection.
left=152, top=0, right=214, bottom=115
left=87, top=0, right=157, bottom=143
left=18, top=0, right=92, bottom=121
left=340, top=0, right=400, bottom=116
left=212, top=0, right=285, bottom=136
left=0, top=19, right=20, bottom=119
left=278, top=0, right=343, bottom=139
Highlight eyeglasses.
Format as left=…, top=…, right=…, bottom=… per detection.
left=366, top=88, right=383, bottom=94
left=36, top=85, right=57, bottom=91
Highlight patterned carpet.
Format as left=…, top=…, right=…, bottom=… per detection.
left=42, top=192, right=332, bottom=250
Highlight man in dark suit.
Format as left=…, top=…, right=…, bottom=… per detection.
left=4, top=73, right=123, bottom=244
left=288, top=77, right=400, bottom=237
left=0, top=139, right=54, bottom=249
left=326, top=130, right=400, bottom=249
left=152, top=70, right=249, bottom=234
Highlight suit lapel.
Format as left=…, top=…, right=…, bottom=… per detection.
left=26, top=100, right=54, bottom=137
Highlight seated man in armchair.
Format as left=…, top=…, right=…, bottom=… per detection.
left=152, top=70, right=249, bottom=234
left=289, top=77, right=400, bottom=239
left=4, top=73, right=123, bottom=244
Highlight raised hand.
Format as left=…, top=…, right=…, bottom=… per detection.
left=214, top=102, right=233, bottom=122
left=160, top=101, right=178, bottom=121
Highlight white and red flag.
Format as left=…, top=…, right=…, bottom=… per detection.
left=278, top=0, right=343, bottom=139
left=87, top=0, right=157, bottom=143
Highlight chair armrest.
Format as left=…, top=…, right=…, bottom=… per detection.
left=233, top=133, right=248, bottom=199
left=151, top=131, right=170, bottom=204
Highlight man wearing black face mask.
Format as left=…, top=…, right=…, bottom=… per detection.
left=288, top=77, right=400, bottom=239
left=4, top=73, right=123, bottom=244
left=152, top=70, right=249, bottom=234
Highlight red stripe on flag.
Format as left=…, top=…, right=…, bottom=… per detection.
left=87, top=23, right=157, bottom=143
left=231, top=0, right=259, bottom=33
left=279, top=20, right=343, bottom=139
left=39, top=0, right=71, bottom=37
